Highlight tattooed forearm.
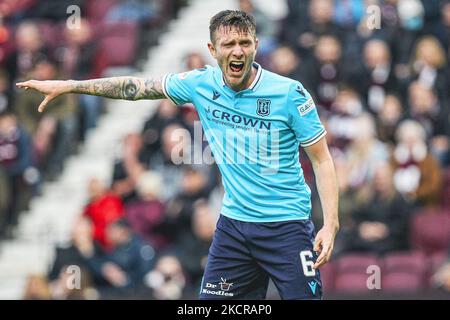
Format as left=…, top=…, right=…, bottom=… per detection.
left=69, top=76, right=165, bottom=100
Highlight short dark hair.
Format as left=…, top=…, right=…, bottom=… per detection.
left=209, top=10, right=256, bottom=43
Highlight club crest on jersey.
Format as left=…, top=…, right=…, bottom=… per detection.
left=256, top=99, right=271, bottom=117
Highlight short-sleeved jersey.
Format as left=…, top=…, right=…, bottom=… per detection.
left=162, top=63, right=326, bottom=222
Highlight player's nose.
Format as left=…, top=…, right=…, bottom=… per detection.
left=231, top=45, right=244, bottom=58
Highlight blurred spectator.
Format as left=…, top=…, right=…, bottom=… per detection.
left=407, top=81, right=450, bottom=166
left=48, top=217, right=99, bottom=300
left=83, top=178, right=124, bottom=251
left=432, top=247, right=450, bottom=294
left=376, top=93, right=405, bottom=145
left=88, top=218, right=155, bottom=298
left=6, top=21, right=48, bottom=82
left=0, top=0, right=36, bottom=22
left=285, top=0, right=342, bottom=56
left=326, top=85, right=365, bottom=150
left=392, top=120, right=443, bottom=207
left=106, top=0, right=160, bottom=24
left=48, top=216, right=103, bottom=293
left=22, top=274, right=51, bottom=300
left=301, top=34, right=345, bottom=110
left=49, top=265, right=97, bottom=300
left=333, top=0, right=365, bottom=29
left=141, top=100, right=182, bottom=162
left=125, top=170, right=168, bottom=250
left=409, top=36, right=448, bottom=102
left=393, top=0, right=425, bottom=78
left=176, top=199, right=215, bottom=289
left=111, top=133, right=148, bottom=203
left=345, top=113, right=390, bottom=190
left=56, top=18, right=103, bottom=139
left=14, top=57, right=78, bottom=179
left=0, top=167, right=10, bottom=236
left=352, top=39, right=397, bottom=113
left=238, top=0, right=277, bottom=61
left=434, top=1, right=450, bottom=52
left=0, top=111, right=35, bottom=237
left=0, top=69, right=11, bottom=113
left=183, top=51, right=207, bottom=70
left=145, top=254, right=186, bottom=300
left=148, top=123, right=190, bottom=201
left=27, top=0, right=83, bottom=22
left=338, top=162, right=412, bottom=255
left=269, top=45, right=303, bottom=83
left=163, top=165, right=212, bottom=243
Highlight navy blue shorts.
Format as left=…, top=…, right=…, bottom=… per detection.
left=199, top=215, right=322, bottom=300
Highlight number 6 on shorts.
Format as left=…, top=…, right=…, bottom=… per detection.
left=299, top=250, right=316, bottom=277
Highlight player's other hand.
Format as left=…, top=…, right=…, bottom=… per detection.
left=313, top=224, right=338, bottom=269
left=16, top=80, right=71, bottom=113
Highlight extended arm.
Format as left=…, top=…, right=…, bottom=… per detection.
left=16, top=76, right=165, bottom=112
left=304, top=136, right=339, bottom=269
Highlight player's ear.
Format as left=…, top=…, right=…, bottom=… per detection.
left=254, top=37, right=259, bottom=51
left=207, top=42, right=217, bottom=59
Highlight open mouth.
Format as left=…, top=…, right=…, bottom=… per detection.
left=229, top=61, right=244, bottom=73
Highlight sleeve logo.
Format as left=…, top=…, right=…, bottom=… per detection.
left=297, top=99, right=315, bottom=116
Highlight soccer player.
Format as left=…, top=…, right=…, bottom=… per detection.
left=17, top=10, right=339, bottom=300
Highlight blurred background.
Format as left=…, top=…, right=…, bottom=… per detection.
left=0, top=0, right=449, bottom=300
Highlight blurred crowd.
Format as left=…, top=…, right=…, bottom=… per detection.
left=10, top=0, right=450, bottom=299
left=0, top=0, right=186, bottom=239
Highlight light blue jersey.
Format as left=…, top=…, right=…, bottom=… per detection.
left=162, top=63, right=326, bottom=222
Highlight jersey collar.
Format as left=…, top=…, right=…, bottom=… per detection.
left=219, top=62, right=263, bottom=92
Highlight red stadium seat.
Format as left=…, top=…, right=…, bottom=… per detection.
left=92, top=22, right=138, bottom=76
left=36, top=21, right=63, bottom=51
left=94, top=21, right=139, bottom=39
left=86, top=0, right=118, bottom=22
left=382, top=272, right=424, bottom=292
left=335, top=254, right=379, bottom=272
left=334, top=273, right=372, bottom=293
left=333, top=254, right=379, bottom=293
left=410, top=209, right=450, bottom=255
left=319, top=260, right=335, bottom=293
left=383, top=251, right=427, bottom=274
left=442, top=169, right=450, bottom=209
left=381, top=251, right=427, bottom=292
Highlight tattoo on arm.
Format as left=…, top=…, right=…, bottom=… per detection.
left=70, top=76, right=165, bottom=101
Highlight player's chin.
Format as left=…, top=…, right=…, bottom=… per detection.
left=225, top=71, right=245, bottom=84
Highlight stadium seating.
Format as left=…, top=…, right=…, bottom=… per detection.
left=333, top=254, right=379, bottom=293
left=410, top=209, right=450, bottom=255
left=319, top=260, right=335, bottom=292
left=381, top=251, right=427, bottom=292
left=94, top=22, right=139, bottom=74
left=442, top=169, right=450, bottom=209
left=85, top=0, right=118, bottom=23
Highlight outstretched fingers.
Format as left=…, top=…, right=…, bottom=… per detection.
left=38, top=95, right=53, bottom=113
left=16, top=80, right=35, bottom=90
